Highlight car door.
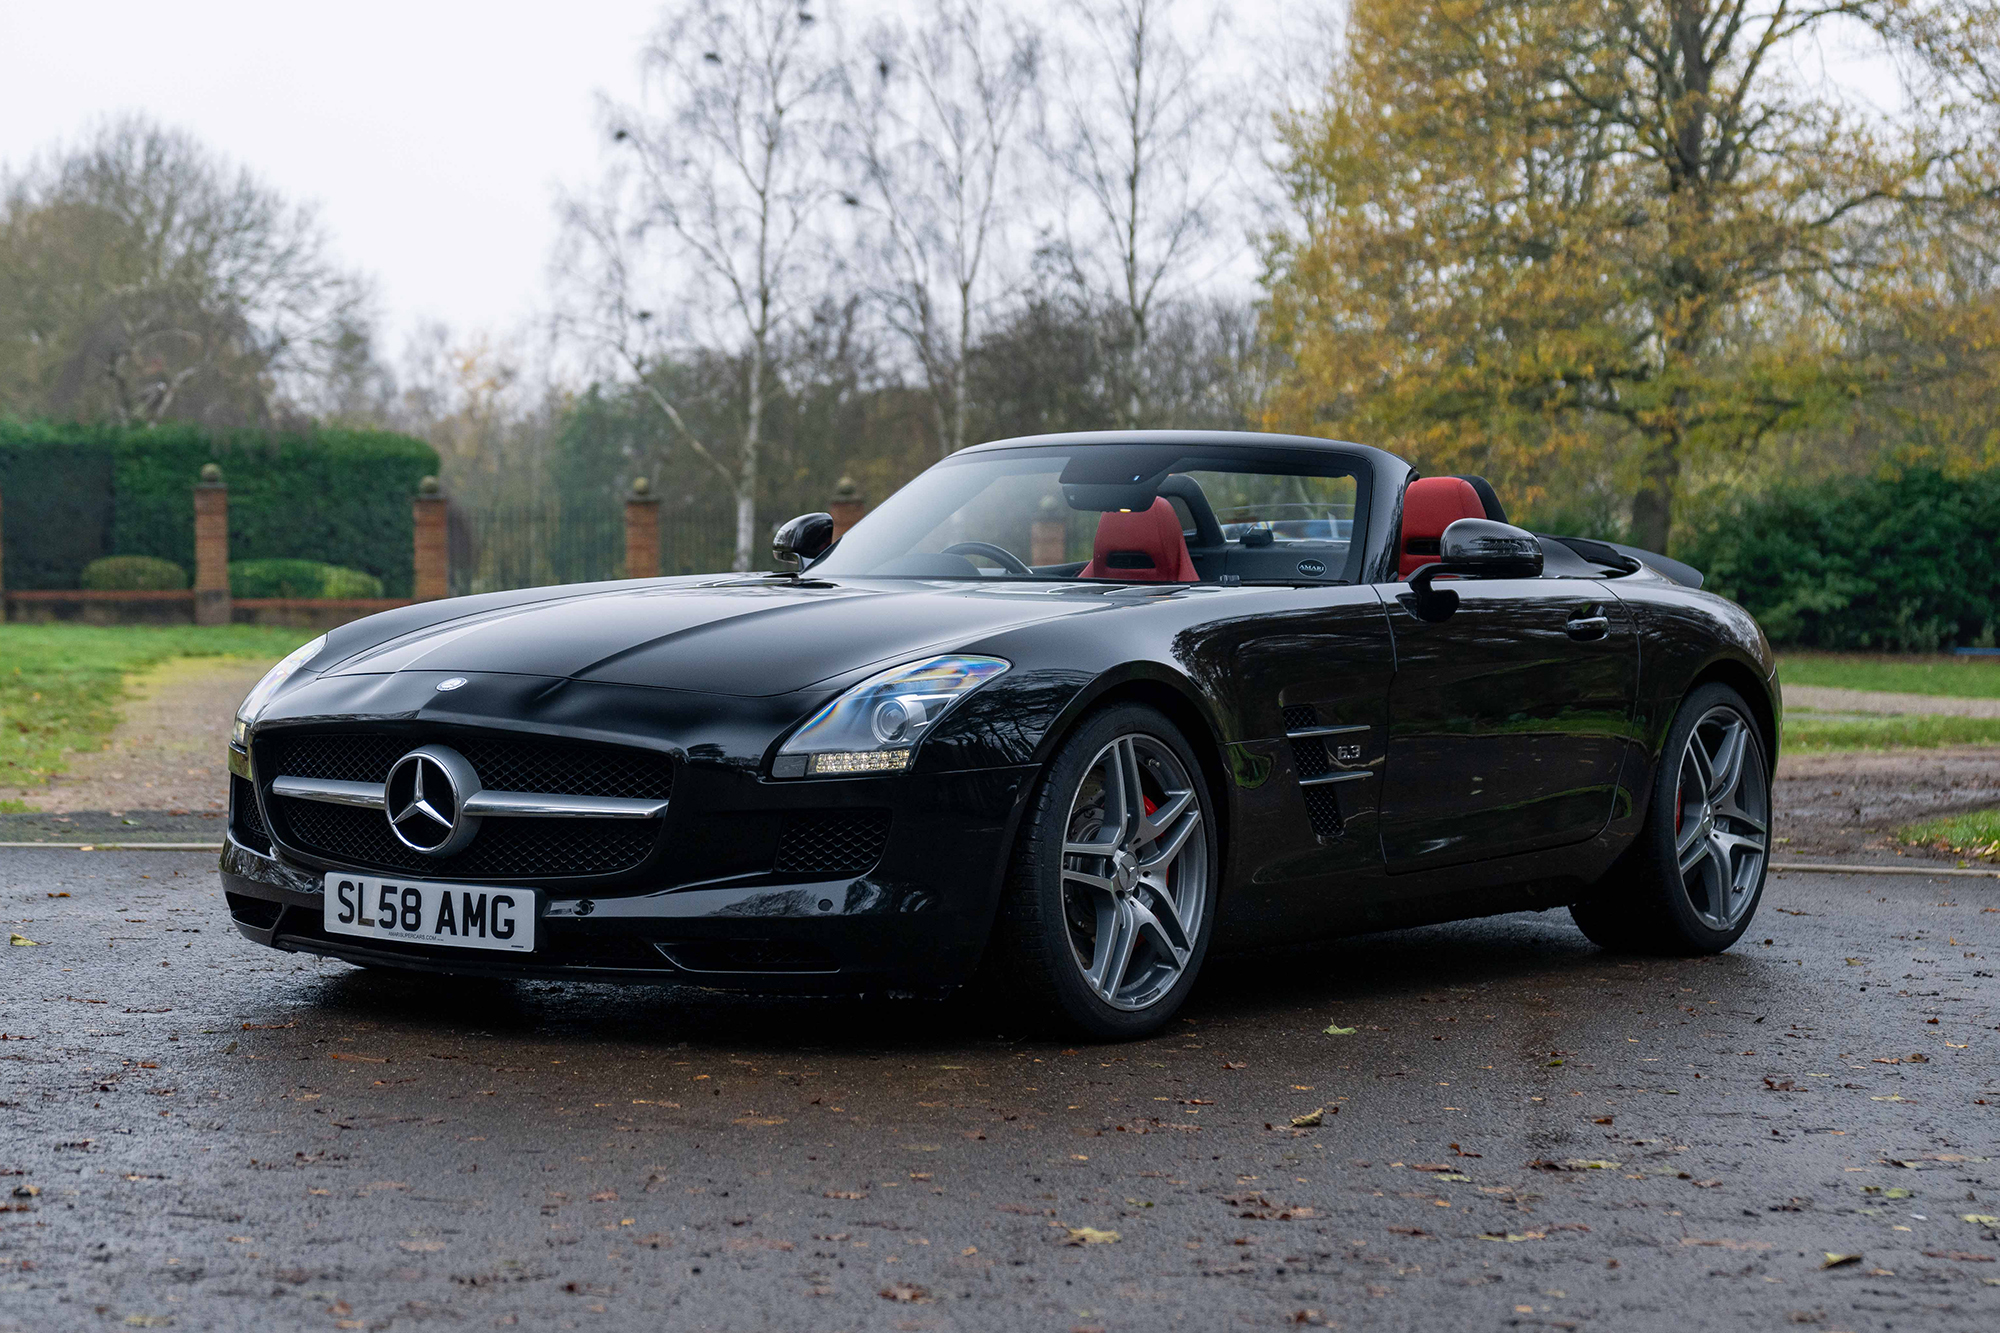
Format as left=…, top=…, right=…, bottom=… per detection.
left=1376, top=576, right=1637, bottom=872
left=1171, top=583, right=1395, bottom=933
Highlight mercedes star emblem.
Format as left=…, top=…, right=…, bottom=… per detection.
left=384, top=744, right=483, bottom=856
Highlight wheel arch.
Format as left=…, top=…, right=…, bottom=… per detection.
left=1030, top=666, right=1234, bottom=871
left=1685, top=655, right=1779, bottom=763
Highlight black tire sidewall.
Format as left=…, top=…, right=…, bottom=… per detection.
left=1641, top=682, right=1772, bottom=951
left=1020, top=704, right=1218, bottom=1040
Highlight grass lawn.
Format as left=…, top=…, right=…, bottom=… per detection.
left=1778, top=651, right=2000, bottom=698
left=1783, top=712, right=2000, bottom=752
left=1, top=624, right=309, bottom=806
left=1897, top=807, right=2000, bottom=862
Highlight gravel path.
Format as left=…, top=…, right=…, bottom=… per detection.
left=19, top=657, right=264, bottom=816
left=1784, top=685, right=2000, bottom=719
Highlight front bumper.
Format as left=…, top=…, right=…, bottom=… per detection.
left=220, top=760, right=1038, bottom=994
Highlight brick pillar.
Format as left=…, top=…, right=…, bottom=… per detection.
left=829, top=476, right=865, bottom=541
left=413, top=476, right=448, bottom=601
left=625, top=478, right=661, bottom=579
left=193, top=464, right=230, bottom=626
left=1030, top=494, right=1067, bottom=567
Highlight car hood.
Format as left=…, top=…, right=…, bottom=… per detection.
left=322, top=577, right=1122, bottom=697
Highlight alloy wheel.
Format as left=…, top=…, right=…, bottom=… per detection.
left=1059, top=734, right=1208, bottom=1011
left=1673, top=705, right=1769, bottom=931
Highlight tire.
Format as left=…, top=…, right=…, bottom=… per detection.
left=1571, top=682, right=1772, bottom=955
left=986, top=703, right=1219, bottom=1040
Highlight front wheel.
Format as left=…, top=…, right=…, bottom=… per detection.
left=1571, top=682, right=1772, bottom=954
left=988, top=704, right=1217, bottom=1039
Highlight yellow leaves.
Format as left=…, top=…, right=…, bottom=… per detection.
left=1064, top=1226, right=1120, bottom=1245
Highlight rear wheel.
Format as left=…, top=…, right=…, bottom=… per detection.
left=1571, top=682, right=1772, bottom=954
left=989, top=704, right=1217, bottom=1039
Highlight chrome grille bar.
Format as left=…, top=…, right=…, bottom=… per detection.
left=1298, top=771, right=1372, bottom=787
left=270, top=775, right=667, bottom=820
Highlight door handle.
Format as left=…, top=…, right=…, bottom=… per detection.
left=1565, top=615, right=1610, bottom=641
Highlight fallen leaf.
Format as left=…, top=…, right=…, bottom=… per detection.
left=9, top=933, right=39, bottom=947
left=1221, top=1061, right=1246, bottom=1070
left=879, top=1282, right=931, bottom=1302
left=1479, top=1231, right=1546, bottom=1242
left=398, top=1240, right=446, bottom=1252
left=1924, top=1250, right=1995, bottom=1262
left=1822, top=1252, right=1862, bottom=1269
left=823, top=1190, right=868, bottom=1200
left=1322, top=1025, right=1356, bottom=1036
left=1961, top=1215, right=2000, bottom=1225
left=11, top=1185, right=38, bottom=1199
left=1290, top=1108, right=1325, bottom=1128
left=1064, top=1226, right=1120, bottom=1245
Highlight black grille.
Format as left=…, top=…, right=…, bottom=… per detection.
left=273, top=798, right=658, bottom=879
left=1281, top=704, right=1319, bottom=732
left=1300, top=785, right=1343, bottom=839
left=265, top=732, right=672, bottom=801
left=230, top=775, right=271, bottom=855
left=773, top=812, right=891, bottom=877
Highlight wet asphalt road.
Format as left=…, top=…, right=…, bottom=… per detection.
left=2, top=849, right=1997, bottom=1332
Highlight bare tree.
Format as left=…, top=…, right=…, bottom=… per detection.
left=0, top=115, right=370, bottom=427
left=848, top=0, right=1039, bottom=457
left=1040, top=0, right=1238, bottom=427
left=557, top=0, right=840, bottom=570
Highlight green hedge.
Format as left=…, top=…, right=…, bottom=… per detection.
left=0, top=423, right=115, bottom=589
left=82, top=555, right=187, bottom=591
left=0, top=422, right=437, bottom=595
left=229, top=558, right=383, bottom=599
left=1685, top=468, right=2000, bottom=651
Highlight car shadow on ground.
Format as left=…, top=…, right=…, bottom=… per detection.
left=281, top=904, right=1778, bottom=1057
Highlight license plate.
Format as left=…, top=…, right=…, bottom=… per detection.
left=322, top=873, right=535, bottom=953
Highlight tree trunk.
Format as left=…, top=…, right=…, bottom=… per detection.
left=1628, top=422, right=1681, bottom=553
left=736, top=336, right=765, bottom=572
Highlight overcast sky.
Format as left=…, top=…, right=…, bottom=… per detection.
left=1, top=2, right=1910, bottom=358
left=0, top=1, right=664, bottom=347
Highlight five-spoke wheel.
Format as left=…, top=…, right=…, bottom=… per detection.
left=1571, top=682, right=1773, bottom=954
left=1672, top=704, right=1770, bottom=931
left=1059, top=734, right=1208, bottom=1011
left=991, top=704, right=1217, bottom=1038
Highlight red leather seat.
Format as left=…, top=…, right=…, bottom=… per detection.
left=1081, top=498, right=1198, bottom=582
left=1398, top=477, right=1488, bottom=579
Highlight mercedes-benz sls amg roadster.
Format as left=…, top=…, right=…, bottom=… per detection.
left=222, top=431, right=1778, bottom=1037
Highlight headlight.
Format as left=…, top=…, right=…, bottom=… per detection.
left=776, top=654, right=1008, bottom=777
left=232, top=634, right=326, bottom=748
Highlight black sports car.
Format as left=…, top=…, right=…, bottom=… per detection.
left=222, top=431, right=1778, bottom=1037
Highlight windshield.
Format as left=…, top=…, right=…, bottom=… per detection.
left=813, top=443, right=1368, bottom=584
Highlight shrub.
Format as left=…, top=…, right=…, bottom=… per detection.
left=1683, top=468, right=2000, bottom=651
left=230, top=558, right=384, bottom=600
left=80, top=555, right=188, bottom=591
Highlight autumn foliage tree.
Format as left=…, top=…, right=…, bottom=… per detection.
left=1263, top=0, right=2000, bottom=550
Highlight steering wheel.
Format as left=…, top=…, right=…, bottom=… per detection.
left=940, top=540, right=1034, bottom=575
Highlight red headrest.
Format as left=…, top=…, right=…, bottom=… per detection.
left=1082, top=498, right=1197, bottom=583
left=1398, top=477, right=1488, bottom=578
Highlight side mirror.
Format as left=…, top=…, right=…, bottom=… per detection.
left=1406, top=518, right=1543, bottom=621
left=772, top=512, right=835, bottom=570
left=1438, top=518, right=1543, bottom=578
